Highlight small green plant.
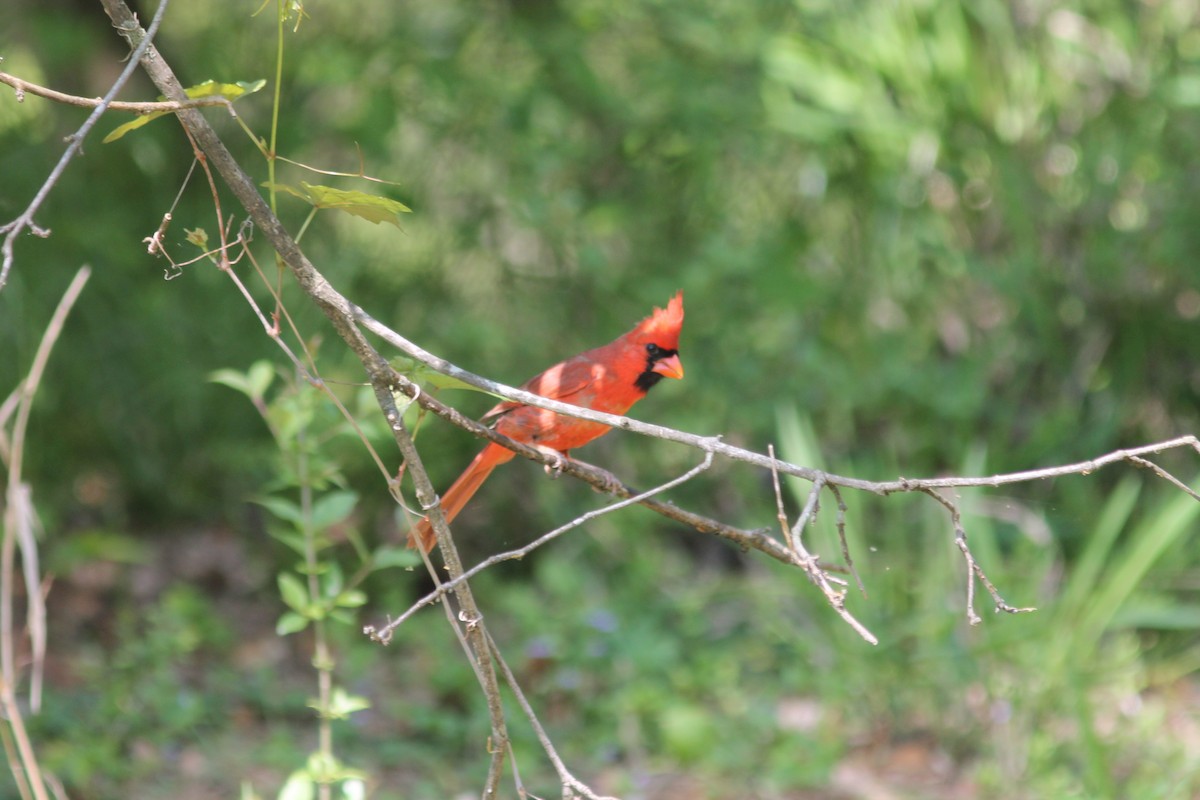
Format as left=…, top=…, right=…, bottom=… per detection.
left=214, top=359, right=416, bottom=800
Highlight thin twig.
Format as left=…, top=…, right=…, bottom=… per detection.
left=768, top=450, right=877, bottom=645
left=368, top=450, right=714, bottom=643
left=0, top=721, right=31, bottom=800
left=1, top=263, right=89, bottom=799
left=0, top=70, right=235, bottom=115
left=486, top=631, right=620, bottom=800
left=920, top=488, right=1038, bottom=624
left=1125, top=455, right=1200, bottom=502
left=826, top=484, right=865, bottom=597
left=0, top=0, right=171, bottom=291
left=373, top=387, right=511, bottom=795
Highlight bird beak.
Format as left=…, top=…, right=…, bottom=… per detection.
left=652, top=353, right=684, bottom=380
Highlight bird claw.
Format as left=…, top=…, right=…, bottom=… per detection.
left=536, top=446, right=569, bottom=479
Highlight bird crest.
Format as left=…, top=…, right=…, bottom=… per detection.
left=631, top=291, right=684, bottom=349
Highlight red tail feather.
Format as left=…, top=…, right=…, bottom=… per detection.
left=407, top=442, right=514, bottom=552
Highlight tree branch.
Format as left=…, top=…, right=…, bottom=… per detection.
left=367, top=449, right=716, bottom=645
left=0, top=0, right=171, bottom=292
left=0, top=70, right=235, bottom=115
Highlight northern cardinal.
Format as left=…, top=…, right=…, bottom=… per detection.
left=408, top=291, right=685, bottom=552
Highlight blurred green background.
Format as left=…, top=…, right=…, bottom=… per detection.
left=2, top=0, right=1200, bottom=797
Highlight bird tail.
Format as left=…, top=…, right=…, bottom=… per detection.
left=407, top=442, right=514, bottom=553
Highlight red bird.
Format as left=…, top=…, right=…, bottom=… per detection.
left=408, top=291, right=685, bottom=552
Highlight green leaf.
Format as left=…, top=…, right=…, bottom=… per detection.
left=319, top=561, right=344, bottom=599
left=185, top=228, right=209, bottom=250
left=209, top=368, right=254, bottom=399
left=371, top=545, right=421, bottom=570
left=191, top=78, right=268, bottom=99
left=210, top=360, right=275, bottom=402
left=277, top=770, right=314, bottom=800
left=328, top=687, right=371, bottom=718
left=246, top=360, right=276, bottom=399
left=275, top=610, right=309, bottom=636
left=306, top=752, right=343, bottom=782
left=262, top=181, right=411, bottom=227
left=48, top=529, right=148, bottom=572
left=104, top=79, right=266, bottom=143
left=311, top=490, right=357, bottom=529
left=1111, top=602, right=1200, bottom=630
left=334, top=589, right=367, bottom=609
left=328, top=609, right=355, bottom=626
left=255, top=495, right=304, bottom=525
left=268, top=529, right=309, bottom=557
left=277, top=573, right=310, bottom=614
left=103, top=113, right=170, bottom=144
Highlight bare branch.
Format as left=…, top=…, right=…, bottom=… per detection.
left=769, top=448, right=877, bottom=645
left=827, top=484, right=866, bottom=597
left=374, top=380, right=858, bottom=576
left=373, top=388, right=511, bottom=796
left=0, top=70, right=235, bottom=115
left=920, top=488, right=1038, bottom=624
left=0, top=0, right=171, bottom=291
left=486, top=632, right=620, bottom=800
left=369, top=450, right=715, bottom=643
left=1125, top=454, right=1200, bottom=502
left=0, top=266, right=89, bottom=800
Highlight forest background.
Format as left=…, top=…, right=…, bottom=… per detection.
left=2, top=0, right=1200, bottom=798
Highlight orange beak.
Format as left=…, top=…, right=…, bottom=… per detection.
left=651, top=353, right=684, bottom=380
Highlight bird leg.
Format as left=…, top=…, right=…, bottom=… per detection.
left=534, top=446, right=570, bottom=479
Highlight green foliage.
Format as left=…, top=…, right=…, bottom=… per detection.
left=3, top=0, right=1199, bottom=797
left=32, top=585, right=235, bottom=793
left=213, top=360, right=406, bottom=797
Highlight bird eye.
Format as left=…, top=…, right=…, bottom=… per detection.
left=645, top=343, right=661, bottom=356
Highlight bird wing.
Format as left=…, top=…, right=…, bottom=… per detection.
left=482, top=355, right=598, bottom=422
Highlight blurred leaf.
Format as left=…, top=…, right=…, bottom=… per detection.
left=328, top=609, right=355, bottom=625
left=311, top=490, right=357, bottom=529
left=255, top=495, right=304, bottom=525
left=263, top=181, right=411, bottom=226
left=185, top=227, right=209, bottom=250
left=320, top=562, right=344, bottom=598
left=210, top=360, right=275, bottom=402
left=334, top=590, right=367, bottom=609
left=47, top=529, right=148, bottom=573
left=1111, top=602, right=1200, bottom=630
left=371, top=545, right=421, bottom=570
left=103, top=79, right=265, bottom=142
left=269, top=529, right=310, bottom=557
left=325, top=687, right=371, bottom=719
left=275, top=611, right=309, bottom=636
left=659, top=703, right=718, bottom=765
left=276, top=770, right=314, bottom=800
left=277, top=573, right=310, bottom=614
